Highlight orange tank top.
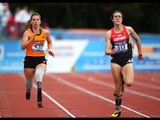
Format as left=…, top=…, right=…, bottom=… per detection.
left=26, top=28, right=46, bottom=56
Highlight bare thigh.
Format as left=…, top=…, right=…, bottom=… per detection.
left=122, top=63, right=134, bottom=86
left=111, top=63, right=122, bottom=95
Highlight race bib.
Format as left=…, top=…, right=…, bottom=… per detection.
left=114, top=41, right=128, bottom=53
left=32, top=42, right=45, bottom=52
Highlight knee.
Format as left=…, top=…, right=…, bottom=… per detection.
left=35, top=70, right=42, bottom=78
left=126, top=84, right=131, bottom=87
left=35, top=68, right=45, bottom=81
left=125, top=80, right=133, bottom=87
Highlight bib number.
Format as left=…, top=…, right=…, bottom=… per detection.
left=32, top=42, right=44, bottom=52
left=115, top=42, right=128, bottom=53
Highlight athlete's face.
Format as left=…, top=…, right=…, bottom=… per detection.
left=31, top=15, right=41, bottom=27
left=112, top=12, right=123, bottom=25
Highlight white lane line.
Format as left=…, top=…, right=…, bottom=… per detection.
left=94, top=72, right=160, bottom=90
left=71, top=73, right=160, bottom=102
left=19, top=74, right=76, bottom=118
left=48, top=74, right=150, bottom=118
left=134, top=81, right=160, bottom=90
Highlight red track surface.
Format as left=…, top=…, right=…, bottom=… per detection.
left=0, top=72, right=159, bottom=118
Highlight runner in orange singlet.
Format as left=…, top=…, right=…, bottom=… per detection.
left=21, top=12, right=55, bottom=108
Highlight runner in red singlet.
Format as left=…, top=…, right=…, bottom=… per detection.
left=105, top=10, right=143, bottom=117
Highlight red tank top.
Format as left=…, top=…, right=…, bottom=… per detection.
left=110, top=25, right=129, bottom=42
left=110, top=25, right=132, bottom=58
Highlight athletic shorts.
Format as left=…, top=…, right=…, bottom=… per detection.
left=111, top=57, right=133, bottom=67
left=23, top=56, right=47, bottom=69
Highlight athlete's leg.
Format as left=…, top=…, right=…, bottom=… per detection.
left=111, top=63, right=123, bottom=96
left=111, top=63, right=123, bottom=117
left=122, top=63, right=134, bottom=87
left=35, top=63, right=46, bottom=107
left=24, top=68, right=35, bottom=100
left=111, top=93, right=122, bottom=118
left=35, top=63, right=46, bottom=88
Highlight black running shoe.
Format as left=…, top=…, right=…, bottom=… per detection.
left=37, top=88, right=43, bottom=108
left=26, top=90, right=31, bottom=100
left=111, top=111, right=121, bottom=118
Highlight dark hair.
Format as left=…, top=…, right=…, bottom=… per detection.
left=111, top=10, right=123, bottom=20
left=25, top=12, right=41, bottom=30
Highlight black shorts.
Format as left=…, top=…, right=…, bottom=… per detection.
left=111, top=57, right=133, bottom=67
left=23, top=56, right=47, bottom=69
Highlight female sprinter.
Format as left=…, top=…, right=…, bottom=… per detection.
left=105, top=10, right=143, bottom=117
left=21, top=12, right=55, bottom=108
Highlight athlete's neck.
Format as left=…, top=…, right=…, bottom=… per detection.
left=114, top=24, right=123, bottom=33
left=32, top=27, right=41, bottom=34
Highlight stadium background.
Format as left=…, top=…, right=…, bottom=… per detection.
left=0, top=3, right=160, bottom=118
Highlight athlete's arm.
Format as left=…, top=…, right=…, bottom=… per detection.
left=127, top=26, right=143, bottom=60
left=105, top=30, right=116, bottom=56
left=21, top=30, right=35, bottom=50
left=129, top=36, right=134, bottom=49
left=45, top=29, right=55, bottom=57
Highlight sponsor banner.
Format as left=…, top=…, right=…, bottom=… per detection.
left=73, top=40, right=111, bottom=72
left=0, top=40, right=88, bottom=73
left=0, top=41, right=25, bottom=73
left=74, top=41, right=160, bottom=72
left=46, top=40, right=88, bottom=73
left=0, top=39, right=160, bottom=73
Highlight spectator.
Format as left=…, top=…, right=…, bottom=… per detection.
left=1, top=7, right=11, bottom=38
left=14, top=5, right=30, bottom=38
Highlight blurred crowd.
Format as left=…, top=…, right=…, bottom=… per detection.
left=0, top=3, right=31, bottom=40
left=0, top=3, right=50, bottom=40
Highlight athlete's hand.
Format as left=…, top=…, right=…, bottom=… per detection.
left=105, top=48, right=117, bottom=56
left=111, top=48, right=117, bottom=54
left=138, top=53, right=143, bottom=60
left=48, top=49, right=55, bottom=57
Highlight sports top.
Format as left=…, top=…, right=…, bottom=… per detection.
left=110, top=25, right=132, bottom=60
left=26, top=28, right=46, bottom=56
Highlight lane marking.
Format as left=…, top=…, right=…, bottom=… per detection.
left=48, top=74, right=150, bottom=118
left=71, top=73, right=160, bottom=102
left=94, top=72, right=160, bottom=90
left=19, top=74, right=76, bottom=118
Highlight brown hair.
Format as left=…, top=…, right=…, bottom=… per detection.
left=111, top=10, right=123, bottom=20
left=25, top=12, right=41, bottom=30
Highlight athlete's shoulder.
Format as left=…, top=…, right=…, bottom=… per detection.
left=106, top=29, right=112, bottom=39
left=23, top=29, right=31, bottom=36
left=106, top=28, right=112, bottom=34
left=125, top=26, right=135, bottom=34
left=41, top=28, right=49, bottom=34
left=125, top=25, right=133, bottom=30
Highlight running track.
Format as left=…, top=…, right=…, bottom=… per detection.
left=0, top=72, right=159, bottom=118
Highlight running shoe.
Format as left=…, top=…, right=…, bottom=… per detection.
left=111, top=111, right=121, bottom=118
left=37, top=88, right=43, bottom=108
